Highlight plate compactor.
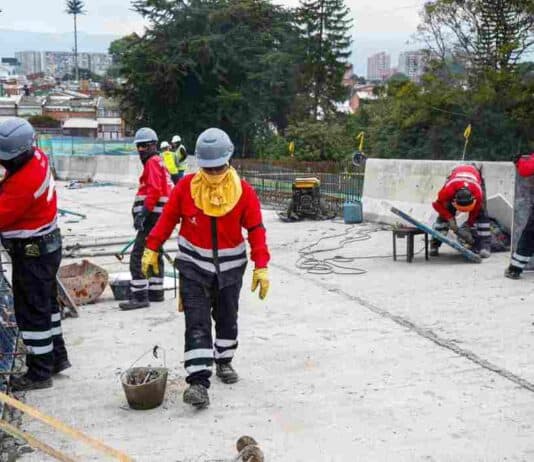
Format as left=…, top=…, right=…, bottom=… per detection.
left=281, top=177, right=333, bottom=221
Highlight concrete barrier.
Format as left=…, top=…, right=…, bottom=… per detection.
left=53, top=154, right=199, bottom=186
left=362, top=159, right=515, bottom=225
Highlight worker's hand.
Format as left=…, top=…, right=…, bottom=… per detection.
left=251, top=268, right=269, bottom=300
left=457, top=226, right=475, bottom=245
left=447, top=218, right=458, bottom=233
left=142, top=248, right=159, bottom=277
left=134, top=208, right=149, bottom=231
left=177, top=294, right=184, bottom=312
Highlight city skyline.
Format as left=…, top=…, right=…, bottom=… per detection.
left=0, top=0, right=427, bottom=75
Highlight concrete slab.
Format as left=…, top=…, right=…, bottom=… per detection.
left=487, top=193, right=514, bottom=234
left=16, top=182, right=534, bottom=461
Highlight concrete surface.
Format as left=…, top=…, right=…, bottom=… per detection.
left=362, top=159, right=516, bottom=225
left=15, top=183, right=534, bottom=461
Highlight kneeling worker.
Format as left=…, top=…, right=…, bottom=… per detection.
left=0, top=118, right=70, bottom=391
left=431, top=164, right=491, bottom=257
left=142, top=128, right=270, bottom=408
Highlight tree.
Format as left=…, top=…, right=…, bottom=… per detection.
left=296, top=0, right=353, bottom=120
left=65, top=0, right=86, bottom=82
left=418, top=0, right=534, bottom=73
left=113, top=0, right=302, bottom=154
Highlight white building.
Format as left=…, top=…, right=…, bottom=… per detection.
left=367, top=52, right=391, bottom=81
left=398, top=51, right=427, bottom=82
left=15, top=51, right=45, bottom=76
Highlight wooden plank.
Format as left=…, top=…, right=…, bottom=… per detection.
left=0, top=419, right=76, bottom=462
left=0, top=392, right=133, bottom=461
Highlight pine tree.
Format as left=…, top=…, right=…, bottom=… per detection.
left=296, top=0, right=352, bottom=120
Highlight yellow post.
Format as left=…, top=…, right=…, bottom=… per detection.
left=462, top=124, right=472, bottom=161
left=356, top=131, right=365, bottom=152
left=288, top=141, right=295, bottom=158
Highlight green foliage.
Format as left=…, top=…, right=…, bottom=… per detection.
left=65, top=0, right=86, bottom=15
left=295, top=0, right=353, bottom=120
left=113, top=0, right=302, bottom=154
left=352, top=0, right=534, bottom=161
left=254, top=117, right=356, bottom=161
left=28, top=115, right=61, bottom=128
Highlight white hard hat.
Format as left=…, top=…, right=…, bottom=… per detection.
left=160, top=141, right=170, bottom=149
left=134, top=127, right=158, bottom=144
left=171, top=135, right=181, bottom=144
left=195, top=128, right=234, bottom=168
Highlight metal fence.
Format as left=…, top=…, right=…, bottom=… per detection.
left=36, top=134, right=136, bottom=157
left=0, top=255, right=17, bottom=416
left=233, top=159, right=364, bottom=213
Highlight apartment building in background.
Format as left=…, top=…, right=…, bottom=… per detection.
left=15, top=51, right=112, bottom=79
left=367, top=52, right=391, bottom=81
left=398, top=51, right=427, bottom=82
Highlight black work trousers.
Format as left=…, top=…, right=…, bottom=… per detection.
left=11, top=248, right=68, bottom=381
left=432, top=204, right=491, bottom=254
left=510, top=208, right=534, bottom=270
left=129, top=214, right=164, bottom=302
left=180, top=275, right=241, bottom=389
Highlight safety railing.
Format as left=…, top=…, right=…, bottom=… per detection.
left=233, top=159, right=364, bottom=213
left=36, top=135, right=136, bottom=157
left=0, top=254, right=17, bottom=417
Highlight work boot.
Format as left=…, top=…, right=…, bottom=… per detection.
left=54, top=359, right=72, bottom=375
left=10, top=374, right=53, bottom=392
left=478, top=248, right=491, bottom=259
left=504, top=265, right=522, bottom=280
left=183, top=384, right=209, bottom=408
left=148, top=292, right=164, bottom=303
left=119, top=298, right=150, bottom=310
left=430, top=245, right=439, bottom=257
left=216, top=363, right=239, bottom=384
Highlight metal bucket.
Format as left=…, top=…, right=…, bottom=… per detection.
left=121, top=367, right=168, bottom=410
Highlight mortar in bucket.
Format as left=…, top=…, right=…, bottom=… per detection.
left=121, top=346, right=168, bottom=410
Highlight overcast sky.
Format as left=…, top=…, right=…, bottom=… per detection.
left=0, top=0, right=427, bottom=73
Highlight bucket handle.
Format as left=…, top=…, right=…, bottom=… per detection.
left=121, top=345, right=167, bottom=380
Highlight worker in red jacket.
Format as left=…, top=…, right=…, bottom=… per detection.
left=0, top=118, right=69, bottom=391
left=142, top=128, right=270, bottom=408
left=119, top=127, right=172, bottom=310
left=505, top=152, right=534, bottom=279
left=431, top=164, right=491, bottom=257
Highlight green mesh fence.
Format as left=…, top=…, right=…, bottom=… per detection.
left=37, top=135, right=136, bottom=157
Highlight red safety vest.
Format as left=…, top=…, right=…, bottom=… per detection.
left=133, top=155, right=172, bottom=215
left=146, top=173, right=270, bottom=287
left=0, top=148, right=57, bottom=239
left=432, top=165, right=483, bottom=226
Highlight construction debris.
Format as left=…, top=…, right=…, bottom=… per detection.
left=235, top=436, right=264, bottom=462
left=58, top=260, right=108, bottom=306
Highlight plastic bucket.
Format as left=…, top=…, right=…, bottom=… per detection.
left=110, top=279, right=130, bottom=301
left=121, top=367, right=168, bottom=410
left=343, top=201, right=363, bottom=224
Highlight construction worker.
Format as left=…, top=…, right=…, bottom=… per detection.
left=0, top=118, right=70, bottom=391
left=431, top=164, right=491, bottom=258
left=160, top=141, right=180, bottom=185
left=119, top=128, right=171, bottom=310
left=171, top=135, right=188, bottom=181
left=142, top=128, right=270, bottom=408
left=505, top=152, right=534, bottom=279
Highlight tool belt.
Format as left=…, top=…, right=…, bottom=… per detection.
left=1, top=228, right=62, bottom=258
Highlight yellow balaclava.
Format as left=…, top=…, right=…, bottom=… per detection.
left=191, top=166, right=242, bottom=217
